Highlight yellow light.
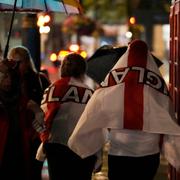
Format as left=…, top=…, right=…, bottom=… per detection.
left=80, top=51, right=87, bottom=58
left=50, top=53, right=57, bottom=62
left=58, top=50, right=70, bottom=60
left=69, top=44, right=80, bottom=52
left=129, top=17, right=136, bottom=25
left=37, top=14, right=51, bottom=27
left=37, top=15, right=45, bottom=27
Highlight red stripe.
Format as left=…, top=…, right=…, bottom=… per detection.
left=124, top=40, right=148, bottom=130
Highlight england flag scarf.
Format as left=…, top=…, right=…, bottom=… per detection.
left=68, top=40, right=180, bottom=170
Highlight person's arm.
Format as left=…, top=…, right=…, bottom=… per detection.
left=27, top=99, right=46, bottom=133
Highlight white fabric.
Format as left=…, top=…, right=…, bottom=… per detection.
left=41, top=77, right=94, bottom=145
left=27, top=100, right=46, bottom=133
left=68, top=40, right=180, bottom=170
left=108, top=129, right=160, bottom=156
left=36, top=142, right=46, bottom=162
left=36, top=76, right=94, bottom=160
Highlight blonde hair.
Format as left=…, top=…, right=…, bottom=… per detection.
left=8, top=45, right=37, bottom=73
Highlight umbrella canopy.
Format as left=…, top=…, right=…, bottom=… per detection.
left=0, top=0, right=82, bottom=58
left=86, top=45, right=163, bottom=84
left=0, top=0, right=82, bottom=13
left=86, top=45, right=128, bottom=84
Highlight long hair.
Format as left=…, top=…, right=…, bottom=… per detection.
left=7, top=45, right=37, bottom=73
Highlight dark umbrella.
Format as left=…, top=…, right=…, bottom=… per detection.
left=151, top=54, right=164, bottom=68
left=86, top=45, right=128, bottom=84
left=0, top=0, right=82, bottom=59
left=86, top=45, right=163, bottom=84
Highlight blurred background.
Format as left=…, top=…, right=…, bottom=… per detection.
left=0, top=0, right=171, bottom=83
left=0, top=1, right=179, bottom=180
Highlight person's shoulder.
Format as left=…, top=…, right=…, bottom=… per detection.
left=48, top=77, right=71, bottom=96
left=54, top=77, right=71, bottom=87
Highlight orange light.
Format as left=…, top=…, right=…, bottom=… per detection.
left=37, top=15, right=45, bottom=27
left=69, top=44, right=80, bottom=52
left=80, top=51, right=87, bottom=58
left=129, top=16, right=136, bottom=25
left=50, top=53, right=57, bottom=62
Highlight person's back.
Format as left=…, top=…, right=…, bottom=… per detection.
left=68, top=40, right=180, bottom=180
left=38, top=53, right=96, bottom=180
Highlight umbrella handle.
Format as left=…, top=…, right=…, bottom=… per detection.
left=3, top=0, right=18, bottom=59
left=61, top=0, right=68, bottom=15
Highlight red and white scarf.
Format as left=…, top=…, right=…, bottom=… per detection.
left=41, top=76, right=94, bottom=138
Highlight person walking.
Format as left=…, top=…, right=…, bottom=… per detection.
left=0, top=59, right=44, bottom=180
left=0, top=60, right=24, bottom=179
left=7, top=45, right=50, bottom=180
left=37, top=53, right=97, bottom=180
left=68, top=40, right=180, bottom=180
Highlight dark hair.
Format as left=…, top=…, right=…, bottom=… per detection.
left=61, top=53, right=87, bottom=78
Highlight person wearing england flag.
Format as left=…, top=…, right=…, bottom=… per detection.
left=68, top=40, right=180, bottom=180
left=37, top=53, right=97, bottom=180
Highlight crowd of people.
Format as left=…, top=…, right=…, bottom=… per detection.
left=0, top=39, right=180, bottom=180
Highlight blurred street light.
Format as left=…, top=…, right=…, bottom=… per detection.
left=129, top=16, right=136, bottom=25
left=37, top=14, right=51, bottom=34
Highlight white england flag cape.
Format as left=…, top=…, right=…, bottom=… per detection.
left=36, top=76, right=94, bottom=161
left=68, top=40, right=180, bottom=170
